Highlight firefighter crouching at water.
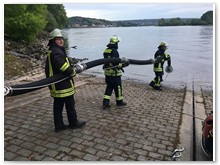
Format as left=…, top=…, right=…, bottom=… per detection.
left=102, top=35, right=129, bottom=109
left=45, top=28, right=86, bottom=132
left=149, top=42, right=172, bottom=90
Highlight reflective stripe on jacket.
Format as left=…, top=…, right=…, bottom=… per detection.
left=45, top=44, right=75, bottom=98
left=103, top=46, right=123, bottom=76
left=153, top=50, right=170, bottom=72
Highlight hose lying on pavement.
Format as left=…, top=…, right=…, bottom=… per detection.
left=4, top=57, right=155, bottom=97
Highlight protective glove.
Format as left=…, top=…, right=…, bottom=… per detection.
left=118, top=63, right=123, bottom=69
left=74, top=63, right=87, bottom=73
left=121, top=57, right=129, bottom=67
left=165, top=65, right=173, bottom=73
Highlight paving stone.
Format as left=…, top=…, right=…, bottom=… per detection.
left=4, top=73, right=212, bottom=161
left=83, top=153, right=99, bottom=161
left=4, top=151, right=17, bottom=160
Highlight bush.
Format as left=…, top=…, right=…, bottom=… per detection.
left=4, top=4, right=47, bottom=43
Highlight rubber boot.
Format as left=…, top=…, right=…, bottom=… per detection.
left=103, top=99, right=111, bottom=109
left=116, top=100, right=127, bottom=106
left=149, top=81, right=155, bottom=88
left=154, top=86, right=162, bottom=91
left=68, top=120, right=86, bottom=129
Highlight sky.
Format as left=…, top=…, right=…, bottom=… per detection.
left=64, top=3, right=214, bottom=21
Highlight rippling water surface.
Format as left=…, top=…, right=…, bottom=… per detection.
left=63, top=26, right=213, bottom=88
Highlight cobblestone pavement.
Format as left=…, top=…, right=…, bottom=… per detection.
left=4, top=74, right=213, bottom=161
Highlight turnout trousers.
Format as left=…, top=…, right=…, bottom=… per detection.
left=150, top=72, right=163, bottom=89
left=103, top=76, right=123, bottom=105
left=53, top=95, right=78, bottom=130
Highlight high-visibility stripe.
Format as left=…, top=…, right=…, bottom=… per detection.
left=116, top=96, right=123, bottom=101
left=51, top=87, right=74, bottom=94
left=104, top=49, right=112, bottom=53
left=50, top=82, right=75, bottom=97
left=154, top=53, right=169, bottom=72
left=155, top=77, right=161, bottom=87
left=47, top=51, right=56, bottom=92
left=165, top=53, right=170, bottom=58
left=48, top=51, right=53, bottom=77
left=71, top=69, right=76, bottom=77
left=116, top=85, right=123, bottom=100
left=51, top=90, right=75, bottom=98
left=118, top=85, right=121, bottom=98
left=104, top=69, right=122, bottom=76
left=66, top=57, right=70, bottom=65
left=60, top=62, right=70, bottom=71
left=47, top=52, right=75, bottom=98
left=70, top=79, right=74, bottom=87
left=154, top=62, right=162, bottom=72
left=104, top=95, right=111, bottom=100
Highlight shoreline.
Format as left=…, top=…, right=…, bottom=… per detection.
left=4, top=67, right=213, bottom=116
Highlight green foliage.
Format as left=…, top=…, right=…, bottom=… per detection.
left=158, top=18, right=165, bottom=26
left=67, top=16, right=113, bottom=27
left=158, top=11, right=213, bottom=26
left=67, top=16, right=159, bottom=27
left=158, top=17, right=190, bottom=26
left=170, top=17, right=182, bottom=25
left=46, top=4, right=68, bottom=31
left=190, top=19, right=207, bottom=25
left=201, top=11, right=213, bottom=25
left=4, top=4, right=68, bottom=42
left=45, top=10, right=59, bottom=32
left=4, top=4, right=47, bottom=43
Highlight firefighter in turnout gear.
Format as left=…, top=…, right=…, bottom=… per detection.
left=45, top=28, right=86, bottom=132
left=149, top=42, right=172, bottom=90
left=102, top=35, right=129, bottom=109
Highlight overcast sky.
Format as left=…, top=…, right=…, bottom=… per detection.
left=64, top=3, right=214, bottom=21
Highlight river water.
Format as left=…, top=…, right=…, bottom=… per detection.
left=63, top=26, right=213, bottom=88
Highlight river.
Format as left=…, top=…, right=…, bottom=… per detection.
left=63, top=26, right=213, bottom=88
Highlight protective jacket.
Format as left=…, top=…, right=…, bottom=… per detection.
left=103, top=43, right=123, bottom=76
left=45, top=41, right=76, bottom=98
left=153, top=49, right=171, bottom=72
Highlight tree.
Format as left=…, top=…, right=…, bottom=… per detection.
left=191, top=19, right=206, bottom=25
left=170, top=17, right=182, bottom=25
left=45, top=10, right=59, bottom=32
left=201, top=10, right=213, bottom=25
left=46, top=4, right=68, bottom=31
left=158, top=18, right=165, bottom=26
left=4, top=4, right=47, bottom=43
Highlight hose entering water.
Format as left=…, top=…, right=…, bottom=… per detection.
left=4, top=57, right=154, bottom=97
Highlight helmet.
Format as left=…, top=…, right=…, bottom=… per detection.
left=49, top=28, right=63, bottom=40
left=158, top=42, right=168, bottom=49
left=159, top=42, right=167, bottom=47
left=109, top=35, right=120, bottom=44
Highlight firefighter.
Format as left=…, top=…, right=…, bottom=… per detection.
left=102, top=35, right=129, bottom=109
left=149, top=42, right=172, bottom=90
left=45, top=28, right=86, bottom=132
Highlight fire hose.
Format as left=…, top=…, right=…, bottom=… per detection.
left=4, top=57, right=157, bottom=97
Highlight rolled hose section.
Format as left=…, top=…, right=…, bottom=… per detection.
left=4, top=57, right=154, bottom=97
